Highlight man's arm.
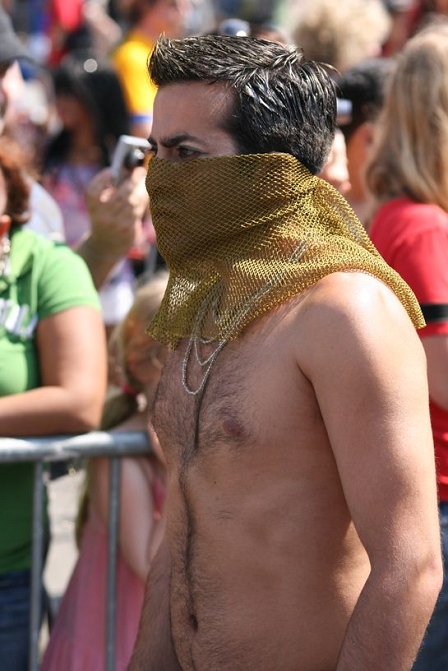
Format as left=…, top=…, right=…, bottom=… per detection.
left=299, top=272, right=443, bottom=671
left=128, top=539, right=182, bottom=671
left=76, top=166, right=149, bottom=289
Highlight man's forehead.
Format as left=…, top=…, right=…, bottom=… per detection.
left=152, top=81, right=233, bottom=135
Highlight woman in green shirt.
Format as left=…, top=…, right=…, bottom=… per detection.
left=0, top=136, right=107, bottom=670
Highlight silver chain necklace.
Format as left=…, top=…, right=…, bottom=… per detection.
left=180, top=240, right=309, bottom=395
left=182, top=336, right=226, bottom=395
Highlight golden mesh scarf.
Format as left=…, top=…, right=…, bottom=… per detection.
left=146, top=152, right=424, bottom=350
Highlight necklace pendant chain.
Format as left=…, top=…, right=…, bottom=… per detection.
left=182, top=337, right=226, bottom=395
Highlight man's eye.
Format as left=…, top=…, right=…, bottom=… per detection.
left=178, top=146, right=199, bottom=159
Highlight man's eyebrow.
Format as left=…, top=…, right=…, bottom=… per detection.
left=147, top=133, right=205, bottom=148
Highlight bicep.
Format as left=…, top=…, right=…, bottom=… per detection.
left=33, top=306, right=107, bottom=429
left=37, top=305, right=107, bottom=396
left=300, top=274, right=438, bottom=564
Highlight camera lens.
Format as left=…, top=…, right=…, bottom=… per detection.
left=123, top=147, right=146, bottom=170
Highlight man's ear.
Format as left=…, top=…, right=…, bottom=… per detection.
left=0, top=214, right=11, bottom=239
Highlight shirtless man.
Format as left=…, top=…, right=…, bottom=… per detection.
left=129, top=35, right=442, bottom=671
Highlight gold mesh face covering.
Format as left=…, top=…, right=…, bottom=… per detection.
left=146, top=152, right=424, bottom=350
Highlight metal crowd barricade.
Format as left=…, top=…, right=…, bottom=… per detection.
left=0, top=430, right=151, bottom=671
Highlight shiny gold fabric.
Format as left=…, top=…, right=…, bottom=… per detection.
left=146, top=152, right=424, bottom=348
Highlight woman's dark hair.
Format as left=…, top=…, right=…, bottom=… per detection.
left=44, top=53, right=130, bottom=169
left=0, top=137, right=31, bottom=228
left=149, top=35, right=336, bottom=174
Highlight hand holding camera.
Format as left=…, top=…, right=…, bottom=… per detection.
left=110, top=134, right=150, bottom=185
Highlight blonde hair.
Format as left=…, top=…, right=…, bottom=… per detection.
left=76, top=272, right=168, bottom=546
left=367, top=25, right=448, bottom=211
left=100, top=272, right=168, bottom=428
left=291, top=0, right=391, bottom=73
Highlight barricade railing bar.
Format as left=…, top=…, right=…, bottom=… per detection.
left=0, top=431, right=151, bottom=671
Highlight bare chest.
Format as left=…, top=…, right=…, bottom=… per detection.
left=154, top=339, right=258, bottom=462
left=153, top=322, right=321, bottom=471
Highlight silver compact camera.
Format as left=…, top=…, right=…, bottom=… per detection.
left=110, top=134, right=150, bottom=185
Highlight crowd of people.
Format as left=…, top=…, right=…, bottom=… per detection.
left=0, top=0, right=448, bottom=669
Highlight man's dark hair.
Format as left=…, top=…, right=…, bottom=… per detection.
left=336, top=57, right=393, bottom=143
left=148, top=35, right=337, bottom=174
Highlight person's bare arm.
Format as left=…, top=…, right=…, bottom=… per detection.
left=77, top=166, right=149, bottom=289
left=128, top=538, right=182, bottom=671
left=91, top=449, right=163, bottom=581
left=421, top=334, right=448, bottom=410
left=0, top=305, right=106, bottom=435
left=299, top=272, right=443, bottom=671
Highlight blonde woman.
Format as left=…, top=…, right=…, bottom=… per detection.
left=366, top=24, right=448, bottom=671
left=290, top=0, right=391, bottom=72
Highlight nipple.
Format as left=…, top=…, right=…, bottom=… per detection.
left=222, top=418, right=245, bottom=439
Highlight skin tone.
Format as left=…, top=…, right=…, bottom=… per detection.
left=0, top=170, right=107, bottom=435
left=0, top=63, right=106, bottom=420
left=0, top=61, right=13, bottom=134
left=0, top=57, right=148, bottom=294
left=319, top=128, right=351, bottom=197
left=51, top=88, right=151, bottom=287
left=120, top=81, right=442, bottom=671
left=344, top=122, right=377, bottom=229
left=0, top=170, right=10, bottom=235
left=90, top=416, right=165, bottom=581
left=363, top=75, right=448, bottom=412
left=54, top=93, right=102, bottom=166
left=0, top=61, right=25, bottom=135
left=147, top=81, right=239, bottom=160
left=139, top=0, right=191, bottom=41
left=90, top=327, right=167, bottom=581
left=76, top=165, right=149, bottom=290
left=434, top=0, right=448, bottom=13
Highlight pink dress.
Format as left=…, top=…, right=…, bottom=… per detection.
left=41, top=509, right=145, bottom=671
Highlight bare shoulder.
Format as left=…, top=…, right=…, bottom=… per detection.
left=293, top=271, right=426, bottom=375
left=300, top=270, right=416, bottom=326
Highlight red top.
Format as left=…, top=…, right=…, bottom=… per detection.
left=370, top=197, right=448, bottom=501
left=46, top=0, right=84, bottom=65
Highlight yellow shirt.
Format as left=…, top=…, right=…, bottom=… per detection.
left=112, top=30, right=157, bottom=127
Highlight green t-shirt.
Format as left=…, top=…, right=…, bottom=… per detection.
left=0, top=228, right=101, bottom=574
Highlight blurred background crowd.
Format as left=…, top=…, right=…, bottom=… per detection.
left=3, top=0, right=448, bottom=264
left=3, top=0, right=448, bottom=247
left=2, top=0, right=448, bottom=669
